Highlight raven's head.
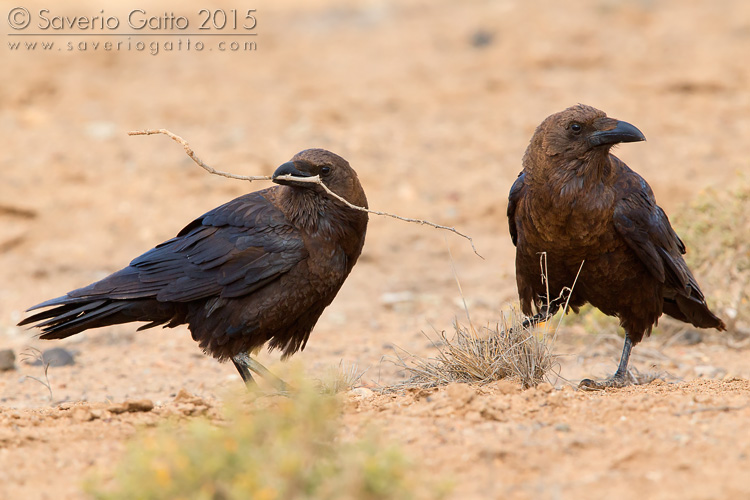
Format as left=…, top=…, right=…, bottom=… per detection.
left=535, top=104, right=645, bottom=159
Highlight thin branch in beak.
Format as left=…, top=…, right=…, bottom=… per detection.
left=129, top=128, right=482, bottom=258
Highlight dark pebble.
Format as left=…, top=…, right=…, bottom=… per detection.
left=0, top=349, right=15, bottom=371
left=27, top=347, right=75, bottom=367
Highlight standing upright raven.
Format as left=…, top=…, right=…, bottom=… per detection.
left=19, top=148, right=368, bottom=387
left=508, top=104, right=725, bottom=388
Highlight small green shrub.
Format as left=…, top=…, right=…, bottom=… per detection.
left=89, top=377, right=445, bottom=500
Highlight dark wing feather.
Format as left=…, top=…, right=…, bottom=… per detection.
left=613, top=189, right=689, bottom=291
left=507, top=172, right=526, bottom=246
left=29, top=190, right=307, bottom=308
left=613, top=176, right=725, bottom=330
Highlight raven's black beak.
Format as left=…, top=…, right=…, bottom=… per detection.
left=588, top=120, right=646, bottom=147
left=272, top=161, right=314, bottom=186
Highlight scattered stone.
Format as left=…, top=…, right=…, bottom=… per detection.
left=174, top=388, right=200, bottom=403
left=172, top=389, right=211, bottom=416
left=27, top=347, right=75, bottom=367
left=127, top=399, right=155, bottom=412
left=108, top=399, right=154, bottom=414
left=0, top=349, right=15, bottom=371
left=106, top=403, right=128, bottom=414
left=470, top=30, right=494, bottom=48
left=90, top=409, right=106, bottom=420
left=349, top=387, right=374, bottom=399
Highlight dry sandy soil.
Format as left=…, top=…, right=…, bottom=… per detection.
left=1, top=0, right=749, bottom=498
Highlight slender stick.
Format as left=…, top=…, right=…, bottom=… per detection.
left=128, top=129, right=271, bottom=182
left=129, top=129, right=482, bottom=258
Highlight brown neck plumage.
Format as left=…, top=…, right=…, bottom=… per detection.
left=525, top=143, right=615, bottom=196
left=277, top=186, right=368, bottom=260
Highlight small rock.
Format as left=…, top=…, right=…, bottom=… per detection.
left=470, top=30, right=494, bottom=48
left=0, top=349, right=15, bottom=371
left=174, top=388, right=200, bottom=403
left=349, top=387, right=374, bottom=399
left=107, top=403, right=128, bottom=414
left=90, top=409, right=106, bottom=420
left=126, top=399, right=154, bottom=412
left=108, top=399, right=154, bottom=414
left=27, top=347, right=75, bottom=367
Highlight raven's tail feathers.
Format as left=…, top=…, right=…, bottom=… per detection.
left=18, top=296, right=175, bottom=340
left=663, top=294, right=726, bottom=331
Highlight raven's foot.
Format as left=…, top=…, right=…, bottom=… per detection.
left=579, top=335, right=638, bottom=390
left=578, top=374, right=631, bottom=391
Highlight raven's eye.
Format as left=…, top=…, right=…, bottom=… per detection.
left=570, top=123, right=582, bottom=134
left=320, top=166, right=331, bottom=176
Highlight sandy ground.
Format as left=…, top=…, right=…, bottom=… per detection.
left=1, top=0, right=749, bottom=498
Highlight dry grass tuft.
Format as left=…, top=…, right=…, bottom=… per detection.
left=390, top=305, right=559, bottom=390
left=317, top=361, right=366, bottom=395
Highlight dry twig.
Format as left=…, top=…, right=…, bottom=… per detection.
left=20, top=347, right=53, bottom=401
left=128, top=129, right=270, bottom=182
left=129, top=129, right=481, bottom=257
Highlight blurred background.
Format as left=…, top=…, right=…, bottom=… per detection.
left=1, top=0, right=749, bottom=405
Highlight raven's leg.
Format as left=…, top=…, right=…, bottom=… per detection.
left=579, top=336, right=634, bottom=390
left=232, top=352, right=289, bottom=392
left=612, top=335, right=634, bottom=381
left=232, top=357, right=256, bottom=385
